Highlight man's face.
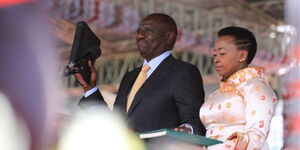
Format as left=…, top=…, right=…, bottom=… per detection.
left=136, top=16, right=169, bottom=61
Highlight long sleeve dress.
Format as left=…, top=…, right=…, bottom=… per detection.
left=200, top=67, right=277, bottom=150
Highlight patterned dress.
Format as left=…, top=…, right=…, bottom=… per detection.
left=200, top=67, right=277, bottom=150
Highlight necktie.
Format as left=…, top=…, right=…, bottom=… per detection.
left=126, top=65, right=150, bottom=112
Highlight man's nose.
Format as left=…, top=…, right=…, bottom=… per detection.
left=136, top=32, right=144, bottom=39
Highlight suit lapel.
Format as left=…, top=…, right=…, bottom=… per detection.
left=126, top=55, right=176, bottom=115
left=124, top=68, right=141, bottom=98
left=117, top=67, right=140, bottom=114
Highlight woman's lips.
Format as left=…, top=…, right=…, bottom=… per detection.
left=215, top=66, right=222, bottom=71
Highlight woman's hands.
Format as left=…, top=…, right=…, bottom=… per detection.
left=227, top=132, right=249, bottom=150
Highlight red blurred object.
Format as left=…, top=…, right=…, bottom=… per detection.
left=289, top=115, right=300, bottom=133
left=296, top=45, right=300, bottom=62
left=283, top=80, right=300, bottom=100
left=0, top=0, right=34, bottom=7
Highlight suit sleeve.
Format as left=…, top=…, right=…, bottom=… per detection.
left=78, top=89, right=107, bottom=108
left=174, top=65, right=206, bottom=135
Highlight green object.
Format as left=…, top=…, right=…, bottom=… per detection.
left=139, top=128, right=222, bottom=146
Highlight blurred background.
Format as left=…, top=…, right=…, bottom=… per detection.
left=1, top=0, right=299, bottom=149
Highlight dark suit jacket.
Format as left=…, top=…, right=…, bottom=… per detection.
left=79, top=55, right=206, bottom=135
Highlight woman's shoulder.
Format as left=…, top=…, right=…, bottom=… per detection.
left=239, top=76, right=276, bottom=101
left=227, top=67, right=265, bottom=86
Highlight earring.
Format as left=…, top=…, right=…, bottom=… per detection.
left=239, top=59, right=245, bottom=62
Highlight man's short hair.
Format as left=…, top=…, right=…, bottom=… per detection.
left=145, top=13, right=178, bottom=48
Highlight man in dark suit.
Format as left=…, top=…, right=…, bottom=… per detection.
left=75, top=13, right=206, bottom=135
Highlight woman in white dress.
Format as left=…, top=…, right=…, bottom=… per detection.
left=200, top=26, right=277, bottom=150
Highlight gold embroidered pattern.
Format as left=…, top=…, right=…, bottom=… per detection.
left=220, top=67, right=265, bottom=100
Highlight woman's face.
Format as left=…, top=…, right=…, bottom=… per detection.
left=213, top=35, right=247, bottom=79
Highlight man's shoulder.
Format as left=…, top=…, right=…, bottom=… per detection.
left=172, top=58, right=198, bottom=69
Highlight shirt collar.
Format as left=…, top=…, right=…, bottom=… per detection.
left=143, top=51, right=171, bottom=78
left=220, top=67, right=265, bottom=88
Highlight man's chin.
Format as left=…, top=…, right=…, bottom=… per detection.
left=137, top=48, right=148, bottom=55
left=139, top=52, right=152, bottom=61
left=139, top=52, right=148, bottom=59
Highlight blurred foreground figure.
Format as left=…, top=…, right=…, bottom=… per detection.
left=57, top=105, right=146, bottom=150
left=0, top=92, right=29, bottom=150
left=0, top=1, right=62, bottom=150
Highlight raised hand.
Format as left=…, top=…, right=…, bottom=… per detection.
left=73, top=60, right=97, bottom=92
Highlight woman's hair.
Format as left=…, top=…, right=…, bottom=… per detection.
left=217, top=26, right=257, bottom=64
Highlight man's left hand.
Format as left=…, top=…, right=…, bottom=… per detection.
left=173, top=126, right=192, bottom=134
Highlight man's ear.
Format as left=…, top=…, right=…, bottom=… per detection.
left=165, top=31, right=175, bottom=44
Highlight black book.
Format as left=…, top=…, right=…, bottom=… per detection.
left=66, top=21, right=101, bottom=83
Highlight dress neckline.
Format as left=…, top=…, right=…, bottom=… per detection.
left=220, top=67, right=265, bottom=92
